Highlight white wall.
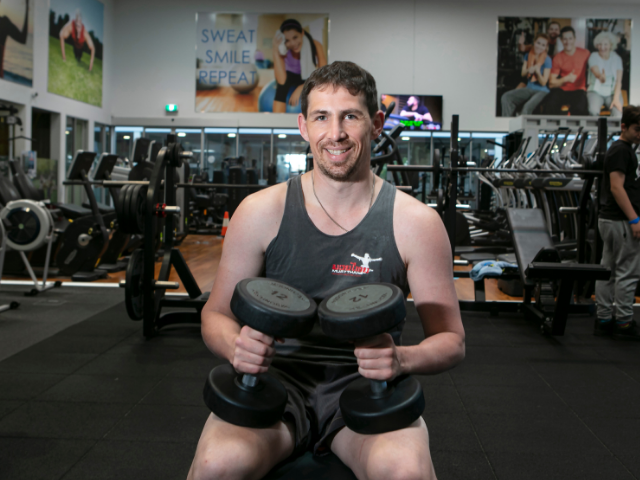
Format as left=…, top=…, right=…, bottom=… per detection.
left=110, top=0, right=640, bottom=132
left=0, top=0, right=114, bottom=169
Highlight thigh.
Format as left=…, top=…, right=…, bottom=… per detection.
left=522, top=90, right=548, bottom=114
left=188, top=413, right=295, bottom=480
left=587, top=92, right=604, bottom=114
left=331, top=417, right=435, bottom=480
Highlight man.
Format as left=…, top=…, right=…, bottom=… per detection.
left=595, top=105, right=640, bottom=340
left=0, top=0, right=29, bottom=79
left=58, top=9, right=95, bottom=71
left=539, top=26, right=590, bottom=115
left=400, top=95, right=433, bottom=122
left=519, top=21, right=563, bottom=58
left=188, top=61, right=465, bottom=480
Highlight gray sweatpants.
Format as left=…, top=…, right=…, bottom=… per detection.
left=501, top=88, right=549, bottom=116
left=587, top=91, right=622, bottom=118
left=595, top=218, right=640, bottom=322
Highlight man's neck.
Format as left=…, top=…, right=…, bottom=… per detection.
left=565, top=47, right=577, bottom=56
left=308, top=163, right=373, bottom=211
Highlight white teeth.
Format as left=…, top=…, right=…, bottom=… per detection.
left=327, top=149, right=347, bottom=155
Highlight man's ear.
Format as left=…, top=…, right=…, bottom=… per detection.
left=298, top=113, right=310, bottom=142
left=371, top=110, right=385, bottom=139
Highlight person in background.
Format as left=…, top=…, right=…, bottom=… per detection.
left=272, top=19, right=327, bottom=113
left=0, top=0, right=28, bottom=79
left=58, top=9, right=95, bottom=71
left=595, top=105, right=640, bottom=340
left=539, top=26, right=590, bottom=115
left=501, top=33, right=551, bottom=116
left=519, top=21, right=563, bottom=58
left=400, top=96, right=433, bottom=122
left=587, top=31, right=624, bottom=117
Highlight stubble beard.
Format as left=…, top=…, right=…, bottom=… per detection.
left=315, top=148, right=362, bottom=182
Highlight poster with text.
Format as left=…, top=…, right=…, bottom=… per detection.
left=0, top=0, right=33, bottom=87
left=497, top=17, right=631, bottom=117
left=196, top=13, right=329, bottom=113
left=48, top=0, right=104, bottom=107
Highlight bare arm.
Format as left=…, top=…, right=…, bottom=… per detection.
left=550, top=70, right=577, bottom=89
left=314, top=39, right=327, bottom=68
left=85, top=33, right=95, bottom=71
left=201, top=186, right=285, bottom=372
left=535, top=66, right=551, bottom=87
left=395, top=201, right=465, bottom=375
left=590, top=65, right=606, bottom=83
left=520, top=60, right=528, bottom=79
left=610, top=69, right=623, bottom=111
left=59, top=21, right=73, bottom=61
left=272, top=33, right=286, bottom=85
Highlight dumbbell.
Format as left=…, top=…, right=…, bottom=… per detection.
left=318, top=283, right=425, bottom=435
left=203, top=278, right=317, bottom=428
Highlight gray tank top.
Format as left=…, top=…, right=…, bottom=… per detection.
left=265, top=174, right=408, bottom=361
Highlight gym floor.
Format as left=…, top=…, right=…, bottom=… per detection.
left=1, top=238, right=640, bottom=480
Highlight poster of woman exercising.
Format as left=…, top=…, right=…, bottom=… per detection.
left=497, top=16, right=631, bottom=117
left=0, top=0, right=33, bottom=87
left=48, top=0, right=104, bottom=107
left=196, top=13, right=329, bottom=113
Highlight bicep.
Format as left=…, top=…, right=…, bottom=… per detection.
left=610, top=171, right=626, bottom=189
left=315, top=40, right=327, bottom=66
left=396, top=203, right=463, bottom=338
left=203, top=203, right=269, bottom=319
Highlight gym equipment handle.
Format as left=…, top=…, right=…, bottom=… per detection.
left=559, top=207, right=580, bottom=214
left=153, top=281, right=180, bottom=289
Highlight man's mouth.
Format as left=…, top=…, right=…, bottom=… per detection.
left=326, top=148, right=349, bottom=155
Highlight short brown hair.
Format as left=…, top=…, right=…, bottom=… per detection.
left=622, top=105, right=640, bottom=128
left=300, top=61, right=378, bottom=118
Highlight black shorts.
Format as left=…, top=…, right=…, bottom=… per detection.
left=73, top=45, right=84, bottom=62
left=269, top=355, right=360, bottom=457
left=274, top=71, right=304, bottom=103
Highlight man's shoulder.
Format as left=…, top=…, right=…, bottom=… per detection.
left=393, top=188, right=441, bottom=232
left=235, top=182, right=288, bottom=225
left=577, top=47, right=590, bottom=59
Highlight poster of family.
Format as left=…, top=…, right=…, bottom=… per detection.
left=195, top=12, right=329, bottom=113
left=496, top=17, right=631, bottom=117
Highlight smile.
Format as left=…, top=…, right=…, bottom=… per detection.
left=326, top=149, right=349, bottom=155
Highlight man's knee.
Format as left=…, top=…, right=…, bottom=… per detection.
left=366, top=455, right=434, bottom=480
left=190, top=442, right=261, bottom=480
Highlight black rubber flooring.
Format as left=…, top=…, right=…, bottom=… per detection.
left=1, top=295, right=640, bottom=479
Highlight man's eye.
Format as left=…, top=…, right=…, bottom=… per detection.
left=315, top=115, right=326, bottom=121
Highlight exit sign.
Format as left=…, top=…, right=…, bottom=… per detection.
left=165, top=104, right=178, bottom=113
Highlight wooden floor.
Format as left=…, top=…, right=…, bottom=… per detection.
left=4, top=235, right=520, bottom=302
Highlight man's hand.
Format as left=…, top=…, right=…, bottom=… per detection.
left=232, top=325, right=282, bottom=375
left=631, top=222, right=640, bottom=240
left=564, top=71, right=578, bottom=84
left=519, top=31, right=525, bottom=46
left=354, top=333, right=403, bottom=382
left=598, top=68, right=606, bottom=83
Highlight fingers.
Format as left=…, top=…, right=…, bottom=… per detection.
left=233, top=326, right=277, bottom=375
left=354, top=333, right=393, bottom=349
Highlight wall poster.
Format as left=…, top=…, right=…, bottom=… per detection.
left=0, top=0, right=33, bottom=87
left=196, top=13, right=329, bottom=113
left=497, top=17, right=631, bottom=117
left=48, top=0, right=104, bottom=107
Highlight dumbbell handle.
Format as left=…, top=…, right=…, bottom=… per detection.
left=370, top=379, right=388, bottom=397
left=240, top=374, right=259, bottom=388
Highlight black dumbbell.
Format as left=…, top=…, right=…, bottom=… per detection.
left=318, top=283, right=425, bottom=435
left=203, top=278, right=317, bottom=428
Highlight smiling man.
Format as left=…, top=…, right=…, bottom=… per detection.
left=188, top=61, right=465, bottom=480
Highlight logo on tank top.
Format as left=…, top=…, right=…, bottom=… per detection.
left=332, top=253, right=382, bottom=276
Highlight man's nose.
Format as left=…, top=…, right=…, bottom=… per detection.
left=327, top=118, right=346, bottom=142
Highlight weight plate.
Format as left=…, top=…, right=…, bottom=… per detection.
left=122, top=184, right=136, bottom=234
left=56, top=216, right=107, bottom=276
left=134, top=185, right=148, bottom=234
left=0, top=200, right=52, bottom=252
left=339, top=375, right=425, bottom=435
left=231, top=278, right=316, bottom=338
left=124, top=249, right=144, bottom=320
left=318, top=283, right=406, bottom=340
left=115, top=185, right=130, bottom=231
left=203, top=364, right=287, bottom=428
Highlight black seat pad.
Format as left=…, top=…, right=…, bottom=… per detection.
left=506, top=208, right=554, bottom=285
left=264, top=452, right=356, bottom=480
left=57, top=203, right=92, bottom=220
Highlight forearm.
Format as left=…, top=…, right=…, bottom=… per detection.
left=201, top=310, right=241, bottom=362
left=397, top=332, right=465, bottom=376
left=612, top=186, right=638, bottom=220
left=549, top=76, right=563, bottom=88
left=59, top=36, right=66, bottom=58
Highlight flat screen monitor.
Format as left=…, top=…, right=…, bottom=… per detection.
left=67, top=151, right=97, bottom=180
left=381, top=94, right=443, bottom=131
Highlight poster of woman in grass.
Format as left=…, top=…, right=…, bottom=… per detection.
left=0, top=0, right=33, bottom=87
left=48, top=0, right=103, bottom=107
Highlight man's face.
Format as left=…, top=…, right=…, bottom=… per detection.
left=298, top=86, right=383, bottom=182
left=561, top=31, right=576, bottom=52
left=407, top=96, right=418, bottom=108
left=548, top=24, right=560, bottom=40
left=622, top=123, right=640, bottom=144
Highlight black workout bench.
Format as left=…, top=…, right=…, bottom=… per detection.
left=507, top=208, right=609, bottom=335
left=458, top=208, right=610, bottom=336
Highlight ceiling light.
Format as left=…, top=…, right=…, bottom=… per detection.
left=177, top=132, right=187, bottom=137
left=278, top=134, right=287, bottom=139
left=401, top=136, right=410, bottom=141
left=228, top=133, right=236, bottom=138
left=123, top=135, right=130, bottom=140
